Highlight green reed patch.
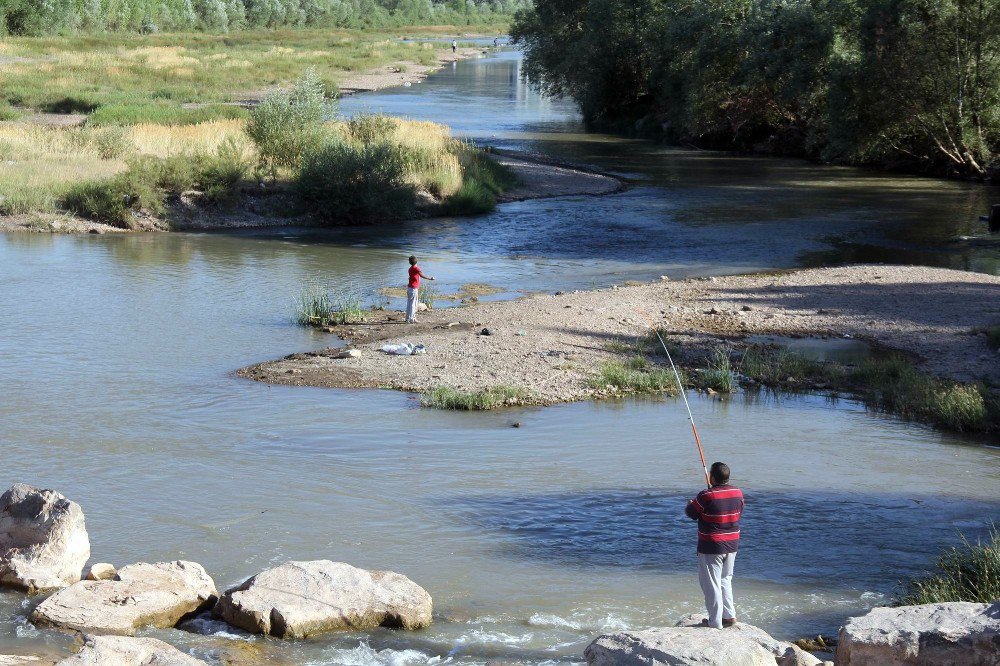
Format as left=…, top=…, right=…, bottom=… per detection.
left=591, top=356, right=679, bottom=394
left=295, top=288, right=366, bottom=327
left=897, top=527, right=1000, bottom=605
left=421, top=385, right=530, bottom=410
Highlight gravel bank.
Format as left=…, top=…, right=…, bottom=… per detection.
left=238, top=265, right=1000, bottom=404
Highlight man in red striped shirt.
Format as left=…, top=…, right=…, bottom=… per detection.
left=685, top=461, right=744, bottom=629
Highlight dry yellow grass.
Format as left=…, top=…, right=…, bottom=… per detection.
left=0, top=116, right=473, bottom=216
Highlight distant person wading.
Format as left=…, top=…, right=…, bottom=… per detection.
left=406, top=256, right=435, bottom=324
left=685, top=462, right=745, bottom=629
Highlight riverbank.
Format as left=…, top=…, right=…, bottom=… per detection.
left=0, top=147, right=625, bottom=234
left=239, top=264, right=1000, bottom=425
left=338, top=46, right=486, bottom=95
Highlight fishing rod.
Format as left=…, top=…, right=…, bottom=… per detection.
left=637, top=311, right=711, bottom=489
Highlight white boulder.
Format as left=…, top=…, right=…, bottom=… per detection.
left=84, top=563, right=115, bottom=581
left=55, top=635, right=207, bottom=665
left=0, top=484, right=90, bottom=592
left=32, top=560, right=217, bottom=635
left=585, top=615, right=823, bottom=666
left=213, top=560, right=432, bottom=638
left=836, top=601, right=1000, bottom=665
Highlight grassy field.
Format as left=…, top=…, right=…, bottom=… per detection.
left=0, top=27, right=500, bottom=123
left=0, top=120, right=251, bottom=216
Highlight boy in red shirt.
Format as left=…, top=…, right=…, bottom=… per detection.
left=406, top=255, right=435, bottom=323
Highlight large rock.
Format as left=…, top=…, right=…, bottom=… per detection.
left=32, top=560, right=217, bottom=636
left=213, top=560, right=432, bottom=638
left=836, top=601, right=1000, bottom=665
left=585, top=615, right=824, bottom=666
left=55, top=635, right=207, bottom=665
left=0, top=484, right=90, bottom=592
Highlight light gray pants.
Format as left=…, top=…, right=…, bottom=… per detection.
left=698, top=552, right=736, bottom=629
left=405, top=287, right=419, bottom=322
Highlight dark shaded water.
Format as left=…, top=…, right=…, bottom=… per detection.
left=1, top=49, right=998, bottom=665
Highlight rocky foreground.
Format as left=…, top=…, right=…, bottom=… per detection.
left=3, top=482, right=998, bottom=665
left=240, top=265, right=1000, bottom=403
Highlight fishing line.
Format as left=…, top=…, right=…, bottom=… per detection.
left=637, top=310, right=710, bottom=488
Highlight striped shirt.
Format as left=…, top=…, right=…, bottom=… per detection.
left=685, top=484, right=744, bottom=554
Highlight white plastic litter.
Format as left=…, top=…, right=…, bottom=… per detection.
left=381, top=343, right=427, bottom=355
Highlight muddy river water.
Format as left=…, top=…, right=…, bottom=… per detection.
left=1, top=48, right=998, bottom=664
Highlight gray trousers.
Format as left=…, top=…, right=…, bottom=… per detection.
left=405, top=287, right=419, bottom=322
left=698, top=552, right=736, bottom=629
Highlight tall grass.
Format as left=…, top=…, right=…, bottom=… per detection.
left=739, top=345, right=991, bottom=432
left=896, top=528, right=1000, bottom=605
left=591, top=356, right=679, bottom=394
left=694, top=347, right=737, bottom=393
left=850, top=355, right=988, bottom=432
left=63, top=145, right=249, bottom=228
left=421, top=386, right=529, bottom=410
left=295, top=288, right=366, bottom=327
left=419, top=283, right=440, bottom=309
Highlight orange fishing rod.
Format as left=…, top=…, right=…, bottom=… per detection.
left=638, top=310, right=710, bottom=488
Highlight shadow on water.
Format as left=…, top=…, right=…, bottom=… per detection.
left=439, top=488, right=999, bottom=590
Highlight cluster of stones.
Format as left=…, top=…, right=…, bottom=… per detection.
left=3, top=483, right=998, bottom=665
left=0, top=484, right=432, bottom=665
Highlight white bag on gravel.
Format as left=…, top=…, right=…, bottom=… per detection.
left=381, top=343, right=427, bottom=355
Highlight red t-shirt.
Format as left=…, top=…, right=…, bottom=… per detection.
left=408, top=265, right=422, bottom=288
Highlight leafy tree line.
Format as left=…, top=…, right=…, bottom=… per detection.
left=0, top=0, right=525, bottom=35
left=512, top=0, right=1000, bottom=180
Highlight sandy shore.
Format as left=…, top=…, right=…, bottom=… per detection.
left=238, top=265, right=1000, bottom=404
left=0, top=154, right=625, bottom=233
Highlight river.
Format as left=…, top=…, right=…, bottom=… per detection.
left=0, top=48, right=998, bottom=664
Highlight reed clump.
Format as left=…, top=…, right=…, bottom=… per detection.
left=421, top=385, right=529, bottom=410
left=896, top=527, right=1000, bottom=605
left=591, top=356, right=679, bottom=394
left=295, top=288, right=367, bottom=327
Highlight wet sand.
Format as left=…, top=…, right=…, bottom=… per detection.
left=239, top=264, right=1000, bottom=404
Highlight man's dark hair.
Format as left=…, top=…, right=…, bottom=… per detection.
left=710, top=462, right=730, bottom=485
left=408, top=255, right=417, bottom=265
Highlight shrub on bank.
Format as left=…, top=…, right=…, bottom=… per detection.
left=897, top=528, right=1000, bottom=605
left=247, top=68, right=334, bottom=178
left=295, top=140, right=416, bottom=224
